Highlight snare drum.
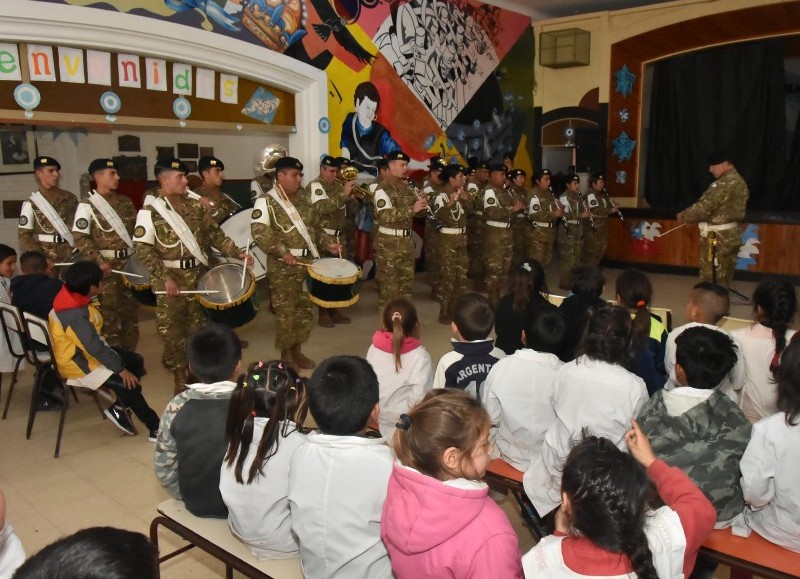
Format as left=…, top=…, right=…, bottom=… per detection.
left=306, top=258, right=360, bottom=308
left=218, top=210, right=268, bottom=280
left=196, top=263, right=257, bottom=328
left=121, top=255, right=156, bottom=307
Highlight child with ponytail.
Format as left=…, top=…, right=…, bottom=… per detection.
left=522, top=420, right=716, bottom=578
left=382, top=389, right=523, bottom=578
left=219, top=360, right=309, bottom=559
left=366, top=297, right=433, bottom=441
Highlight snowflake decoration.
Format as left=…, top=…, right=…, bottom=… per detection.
left=614, top=65, right=637, bottom=97
left=619, top=108, right=630, bottom=123
left=612, top=131, right=636, bottom=162
left=616, top=170, right=627, bottom=184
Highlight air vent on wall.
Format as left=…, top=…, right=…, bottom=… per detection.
left=539, top=28, right=590, bottom=69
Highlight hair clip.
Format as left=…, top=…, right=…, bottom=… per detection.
left=289, top=386, right=296, bottom=392
left=395, top=413, right=412, bottom=431
left=252, top=374, right=260, bottom=382
left=521, top=262, right=532, bottom=272
left=257, top=361, right=265, bottom=368
left=391, top=312, right=402, bottom=322
left=635, top=300, right=647, bottom=308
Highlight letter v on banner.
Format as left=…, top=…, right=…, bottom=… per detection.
left=58, top=47, right=85, bottom=83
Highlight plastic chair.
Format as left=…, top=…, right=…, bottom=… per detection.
left=0, top=303, right=29, bottom=419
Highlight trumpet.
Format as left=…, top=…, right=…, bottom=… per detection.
left=337, top=165, right=373, bottom=199
left=406, top=181, right=444, bottom=231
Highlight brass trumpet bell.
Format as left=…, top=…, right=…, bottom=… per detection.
left=253, top=144, right=287, bottom=177
left=337, top=164, right=372, bottom=198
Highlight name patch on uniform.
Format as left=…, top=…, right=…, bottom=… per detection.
left=76, top=218, right=89, bottom=229
left=252, top=209, right=263, bottom=220
left=18, top=215, right=28, bottom=226
left=133, top=225, right=146, bottom=238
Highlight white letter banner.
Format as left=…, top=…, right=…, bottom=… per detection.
left=172, top=63, right=192, bottom=95
left=27, top=45, right=56, bottom=82
left=219, top=73, right=238, bottom=104
left=0, top=43, right=22, bottom=81
left=145, top=58, right=167, bottom=91
left=58, top=47, right=85, bottom=83
left=117, top=54, right=141, bottom=88
left=87, top=50, right=112, bottom=86
left=195, top=67, right=215, bottom=100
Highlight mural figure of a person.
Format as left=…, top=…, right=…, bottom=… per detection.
left=340, top=81, right=401, bottom=176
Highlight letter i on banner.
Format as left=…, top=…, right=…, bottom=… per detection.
left=220, top=73, right=238, bottom=104
left=145, top=58, right=167, bottom=91
left=0, top=43, right=22, bottom=81
left=27, top=45, right=56, bottom=81
left=58, top=47, right=85, bottom=83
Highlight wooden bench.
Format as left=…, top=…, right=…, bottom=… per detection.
left=150, top=499, right=303, bottom=579
left=483, top=458, right=548, bottom=541
left=699, top=528, right=800, bottom=579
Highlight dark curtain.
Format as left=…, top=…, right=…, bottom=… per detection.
left=778, top=107, right=800, bottom=211
left=645, top=39, right=786, bottom=210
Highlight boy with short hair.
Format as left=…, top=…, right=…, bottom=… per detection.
left=558, top=265, right=606, bottom=361
left=432, top=292, right=504, bottom=401
left=10, top=251, right=62, bottom=321
left=638, top=326, right=751, bottom=525
left=154, top=323, right=242, bottom=518
left=664, top=281, right=744, bottom=400
left=483, top=304, right=565, bottom=470
left=289, top=356, right=393, bottom=579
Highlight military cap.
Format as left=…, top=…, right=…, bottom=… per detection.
left=488, top=163, right=507, bottom=174
left=510, top=169, right=527, bottom=179
left=476, top=161, right=490, bottom=170
left=465, top=167, right=476, bottom=176
left=386, top=151, right=410, bottom=163
left=154, top=157, right=189, bottom=177
left=34, top=156, right=61, bottom=171
left=591, top=173, right=605, bottom=183
left=88, top=158, right=116, bottom=174
left=429, top=157, right=446, bottom=171
left=320, top=155, right=337, bottom=168
left=440, top=164, right=463, bottom=182
left=706, top=149, right=731, bottom=166
left=335, top=156, right=351, bottom=168
left=198, top=156, right=225, bottom=172
left=534, top=169, right=552, bottom=181
left=274, top=156, right=304, bottom=172
left=375, top=157, right=389, bottom=170
left=567, top=174, right=580, bottom=184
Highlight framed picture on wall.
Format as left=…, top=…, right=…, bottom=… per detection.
left=0, top=126, right=36, bottom=174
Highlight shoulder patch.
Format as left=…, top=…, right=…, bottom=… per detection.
left=76, top=217, right=89, bottom=230
left=533, top=204, right=541, bottom=211
left=18, top=215, right=28, bottom=226
left=377, top=199, right=387, bottom=209
left=252, top=209, right=263, bottom=220
left=487, top=197, right=496, bottom=205
left=133, top=225, right=146, bottom=238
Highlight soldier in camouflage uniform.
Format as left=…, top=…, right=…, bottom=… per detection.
left=18, top=156, right=78, bottom=269
left=524, top=169, right=564, bottom=267
left=580, top=173, right=622, bottom=269
left=372, top=151, right=427, bottom=310
left=480, top=164, right=524, bottom=306
left=557, top=175, right=591, bottom=290
left=508, top=169, right=530, bottom=268
left=72, top=158, right=139, bottom=350
left=466, top=162, right=489, bottom=286
left=431, top=164, right=472, bottom=323
left=194, top=156, right=241, bottom=224
left=304, top=155, right=355, bottom=327
left=133, top=158, right=248, bottom=393
left=677, top=152, right=749, bottom=288
left=252, top=157, right=340, bottom=369
left=422, top=158, right=445, bottom=300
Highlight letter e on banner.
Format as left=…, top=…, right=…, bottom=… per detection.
left=195, top=68, right=214, bottom=100
left=145, top=58, right=167, bottom=91
left=173, top=63, right=192, bottom=95
left=0, top=43, right=22, bottom=81
left=27, top=45, right=56, bottom=81
left=58, top=47, right=85, bottom=83
left=87, top=50, right=112, bottom=86
left=220, top=73, right=238, bottom=104
left=117, top=54, right=141, bottom=88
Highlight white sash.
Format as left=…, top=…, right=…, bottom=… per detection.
left=30, top=191, right=74, bottom=245
left=266, top=187, right=319, bottom=259
left=87, top=191, right=133, bottom=249
left=147, top=197, right=208, bottom=265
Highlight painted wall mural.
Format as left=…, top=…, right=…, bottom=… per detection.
left=34, top=0, right=534, bottom=171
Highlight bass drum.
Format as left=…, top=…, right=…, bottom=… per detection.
left=196, top=263, right=257, bottom=328
left=306, top=258, right=360, bottom=308
left=121, top=255, right=156, bottom=307
left=218, top=210, right=268, bottom=280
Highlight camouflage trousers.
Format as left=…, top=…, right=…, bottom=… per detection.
left=155, top=267, right=205, bottom=372
left=424, top=220, right=441, bottom=286
left=525, top=226, right=557, bottom=267
left=44, top=242, right=77, bottom=266
left=268, top=259, right=312, bottom=350
left=699, top=229, right=740, bottom=288
left=438, top=232, right=468, bottom=305
left=466, top=215, right=485, bottom=280
left=483, top=227, right=512, bottom=304
left=374, top=232, right=414, bottom=311
left=580, top=224, right=609, bottom=269
left=511, top=216, right=529, bottom=268
left=557, top=226, right=583, bottom=289
left=98, top=268, right=139, bottom=350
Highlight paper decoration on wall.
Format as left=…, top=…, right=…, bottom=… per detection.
left=241, top=87, right=281, bottom=124
left=28, top=45, right=56, bottom=81
left=318, top=116, right=331, bottom=134
left=100, top=91, right=121, bottom=122
left=618, top=108, right=629, bottom=122
left=14, top=83, right=41, bottom=119
left=614, top=64, right=636, bottom=97
left=0, top=43, right=22, bottom=81
left=630, top=220, right=661, bottom=257
left=611, top=131, right=636, bottom=161
left=736, top=224, right=760, bottom=270
left=615, top=170, right=627, bottom=184
left=173, top=97, right=191, bottom=127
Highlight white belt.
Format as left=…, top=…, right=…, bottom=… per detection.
left=514, top=213, right=526, bottom=219
left=439, top=227, right=466, bottom=235
left=378, top=226, right=411, bottom=237
left=533, top=222, right=554, bottom=228
left=566, top=219, right=581, bottom=225
left=162, top=258, right=196, bottom=269
left=322, top=228, right=342, bottom=236
left=99, top=249, right=130, bottom=259
left=289, top=248, right=311, bottom=257
left=485, top=220, right=511, bottom=229
left=37, top=234, right=68, bottom=243
left=474, top=211, right=484, bottom=216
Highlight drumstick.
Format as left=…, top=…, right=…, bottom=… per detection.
left=293, top=261, right=333, bottom=270
left=153, top=290, right=220, bottom=295
left=336, top=234, right=343, bottom=261
left=54, top=262, right=73, bottom=266
left=240, top=237, right=250, bottom=291
left=658, top=222, right=688, bottom=238
left=112, top=269, right=144, bottom=278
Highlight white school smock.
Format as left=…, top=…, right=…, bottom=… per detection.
left=288, top=431, right=394, bottom=579
left=523, top=356, right=648, bottom=515
left=483, top=349, right=562, bottom=471
left=219, top=418, right=305, bottom=560
left=0, top=278, right=23, bottom=374
left=740, top=412, right=800, bottom=552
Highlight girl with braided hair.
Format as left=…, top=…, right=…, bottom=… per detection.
left=732, top=278, right=797, bottom=421
left=219, top=360, right=309, bottom=559
left=522, top=420, right=716, bottom=577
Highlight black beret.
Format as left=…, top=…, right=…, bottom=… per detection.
left=198, top=156, right=224, bottom=172
left=488, top=163, right=507, bottom=174
left=440, top=164, right=463, bottom=182
left=706, top=149, right=731, bottom=166
left=34, top=156, right=61, bottom=171
left=88, top=158, right=115, bottom=174
left=567, top=174, right=580, bottom=184
left=534, top=169, right=551, bottom=181
left=154, top=157, right=189, bottom=177
left=429, top=157, right=445, bottom=171
left=386, top=150, right=410, bottom=163
left=375, top=158, right=389, bottom=170
left=476, top=161, right=490, bottom=170
left=320, top=155, right=337, bottom=168
left=510, top=169, right=526, bottom=179
left=275, top=156, right=304, bottom=172
left=591, top=173, right=605, bottom=183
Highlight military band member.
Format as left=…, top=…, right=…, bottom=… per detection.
left=194, top=156, right=241, bottom=224
left=480, top=164, right=524, bottom=305
left=557, top=175, right=590, bottom=289
left=508, top=168, right=529, bottom=267
left=581, top=173, right=622, bottom=269
left=432, top=165, right=472, bottom=323
left=677, top=151, right=749, bottom=288
left=133, top=158, right=249, bottom=393
left=466, top=161, right=490, bottom=286
left=18, top=156, right=78, bottom=269
left=372, top=151, right=427, bottom=310
left=72, top=158, right=139, bottom=350
left=423, top=157, right=446, bottom=301
left=305, top=155, right=355, bottom=328
left=524, top=169, right=564, bottom=268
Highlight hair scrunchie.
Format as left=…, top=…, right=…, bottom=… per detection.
left=391, top=312, right=402, bottom=322
left=635, top=299, right=647, bottom=308
left=396, top=413, right=412, bottom=431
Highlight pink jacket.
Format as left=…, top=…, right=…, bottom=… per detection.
left=381, top=462, right=523, bottom=578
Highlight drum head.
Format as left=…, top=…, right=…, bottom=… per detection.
left=122, top=256, right=151, bottom=290
left=196, top=263, right=255, bottom=309
left=219, top=210, right=268, bottom=280
left=308, top=258, right=360, bottom=284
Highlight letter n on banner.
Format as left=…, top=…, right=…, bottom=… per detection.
left=0, top=43, right=22, bottom=81
left=27, top=45, right=56, bottom=81
left=173, top=63, right=192, bottom=95
left=58, top=47, right=85, bottom=83
left=220, top=73, right=238, bottom=104
left=117, top=54, right=141, bottom=88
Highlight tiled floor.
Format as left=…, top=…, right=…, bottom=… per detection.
left=0, top=263, right=768, bottom=577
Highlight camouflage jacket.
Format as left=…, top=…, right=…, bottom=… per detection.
left=72, top=192, right=136, bottom=266
left=432, top=189, right=471, bottom=228
left=18, top=188, right=78, bottom=256
left=682, top=169, right=749, bottom=225
left=480, top=185, right=516, bottom=223
left=194, top=184, right=241, bottom=224
left=526, top=186, right=561, bottom=224
left=638, top=388, right=752, bottom=523
left=584, top=188, right=615, bottom=230
left=251, top=188, right=320, bottom=259
left=373, top=176, right=417, bottom=229
left=133, top=191, right=239, bottom=285
left=304, top=177, right=348, bottom=231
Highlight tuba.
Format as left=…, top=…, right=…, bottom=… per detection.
left=253, top=144, right=287, bottom=177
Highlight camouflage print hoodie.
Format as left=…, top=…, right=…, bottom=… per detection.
left=638, top=388, right=752, bottom=524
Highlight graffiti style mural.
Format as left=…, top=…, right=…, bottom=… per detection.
left=34, top=0, right=534, bottom=169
